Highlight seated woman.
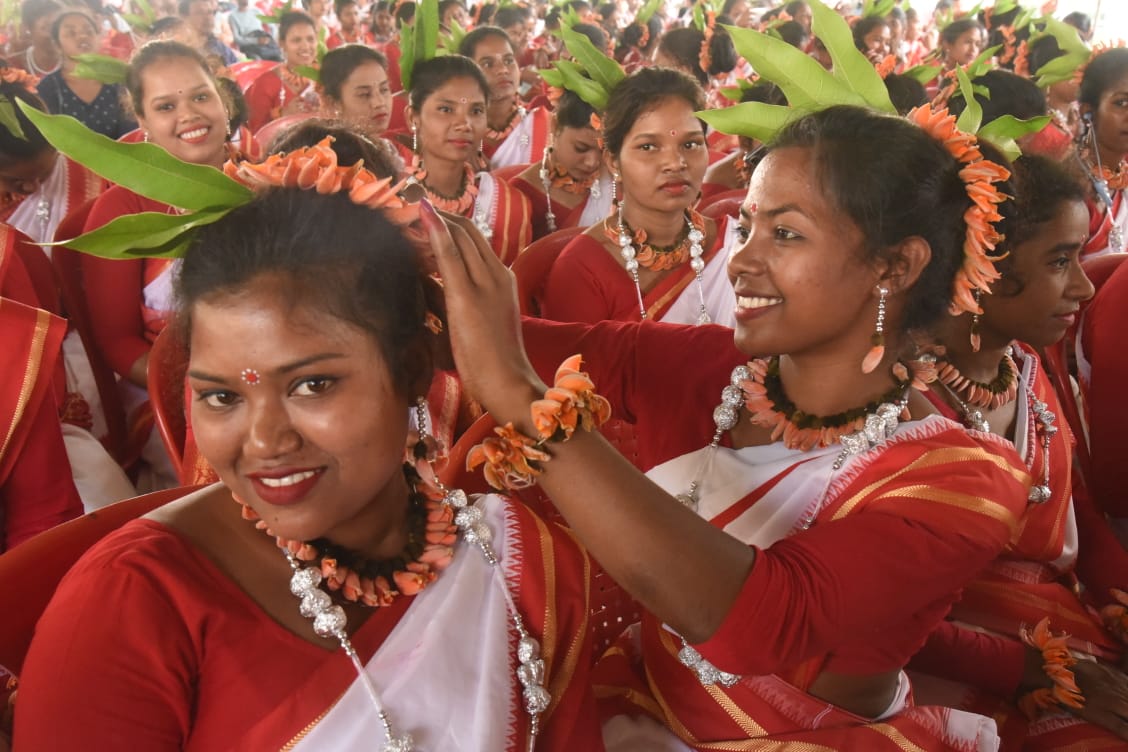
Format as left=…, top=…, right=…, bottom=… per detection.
left=1076, top=48, right=1128, bottom=258
left=316, top=44, right=404, bottom=169
left=459, top=26, right=551, bottom=170
left=326, top=0, right=374, bottom=48
left=432, top=104, right=1031, bottom=749
left=14, top=154, right=603, bottom=750
left=406, top=55, right=532, bottom=265
left=652, top=25, right=739, bottom=111
left=80, top=41, right=236, bottom=489
left=909, top=154, right=1128, bottom=749
left=244, top=11, right=321, bottom=134
left=700, top=82, right=785, bottom=201
left=540, top=68, right=738, bottom=327
left=35, top=9, right=135, bottom=139
left=509, top=87, right=611, bottom=240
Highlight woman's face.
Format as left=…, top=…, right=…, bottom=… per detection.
left=863, top=23, right=891, bottom=57
left=306, top=0, right=327, bottom=18
left=332, top=60, right=392, bottom=136
left=135, top=58, right=229, bottom=167
left=553, top=125, right=601, bottom=182
left=338, top=2, right=359, bottom=30
left=282, top=22, right=318, bottom=67
left=56, top=14, right=98, bottom=59
left=944, top=27, right=983, bottom=66
left=30, top=14, right=57, bottom=49
left=471, top=34, right=519, bottom=102
left=411, top=76, right=487, bottom=165
left=373, top=9, right=393, bottom=36
left=613, top=97, right=708, bottom=215
left=1087, top=71, right=1128, bottom=161
left=188, top=278, right=413, bottom=549
left=980, top=199, right=1094, bottom=348
left=504, top=22, right=529, bottom=53
left=728, top=147, right=882, bottom=358
left=726, top=0, right=752, bottom=28
left=442, top=3, right=468, bottom=29
left=0, top=149, right=58, bottom=196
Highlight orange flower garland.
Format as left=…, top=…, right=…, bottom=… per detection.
left=224, top=136, right=420, bottom=226
left=468, top=355, right=611, bottom=490
left=0, top=67, right=39, bottom=91
left=1072, top=40, right=1128, bottom=87
left=1018, top=617, right=1086, bottom=718
left=602, top=210, right=708, bottom=272
left=907, top=105, right=1011, bottom=317
left=699, top=9, right=716, bottom=76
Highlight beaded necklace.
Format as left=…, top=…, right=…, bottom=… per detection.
left=603, top=211, right=704, bottom=272
left=934, top=351, right=1018, bottom=411
left=411, top=158, right=479, bottom=216
left=485, top=104, right=526, bottom=144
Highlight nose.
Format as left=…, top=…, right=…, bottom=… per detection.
left=727, top=226, right=766, bottom=281
left=244, top=400, right=302, bottom=459
left=1069, top=260, right=1096, bottom=303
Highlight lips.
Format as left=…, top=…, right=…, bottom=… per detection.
left=178, top=125, right=211, bottom=143
left=247, top=467, right=325, bottom=506
left=736, top=294, right=783, bottom=310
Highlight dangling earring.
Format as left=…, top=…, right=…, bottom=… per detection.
left=411, top=124, right=419, bottom=153
left=969, top=289, right=982, bottom=352
left=610, top=171, right=620, bottom=208
left=540, top=142, right=558, bottom=232
left=225, top=114, right=232, bottom=139
left=862, top=286, right=888, bottom=374
left=142, top=131, right=150, bottom=142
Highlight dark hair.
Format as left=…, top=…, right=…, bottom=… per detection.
left=852, top=16, right=888, bottom=53
left=149, top=15, right=188, bottom=36
left=493, top=5, right=529, bottom=29
left=1080, top=48, right=1128, bottom=112
left=394, top=1, right=415, bottom=24
left=887, top=6, right=905, bottom=25
left=0, top=79, right=53, bottom=163
left=177, top=190, right=433, bottom=395
left=948, top=70, right=1046, bottom=124
left=657, top=26, right=737, bottom=84
left=721, top=0, right=744, bottom=15
left=22, top=0, right=62, bottom=31
left=992, top=154, right=1086, bottom=295
left=438, top=0, right=463, bottom=20
left=616, top=16, right=661, bottom=56
left=279, top=10, right=316, bottom=42
left=1062, top=11, right=1092, bottom=37
left=776, top=20, right=808, bottom=49
left=268, top=119, right=401, bottom=178
left=783, top=0, right=808, bottom=15
left=570, top=22, right=607, bottom=53
left=940, top=17, right=983, bottom=47
left=602, top=67, right=705, bottom=156
left=408, top=55, right=489, bottom=110
left=319, top=44, right=388, bottom=100
left=216, top=76, right=248, bottom=132
left=770, top=105, right=1011, bottom=333
left=555, top=88, right=596, bottom=131
left=334, top=0, right=357, bottom=15
left=883, top=73, right=927, bottom=115
left=1026, top=35, right=1064, bottom=77
left=126, top=40, right=216, bottom=116
left=50, top=8, right=97, bottom=44
left=459, top=25, right=513, bottom=58
left=475, top=3, right=497, bottom=26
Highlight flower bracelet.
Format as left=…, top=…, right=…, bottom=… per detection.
left=1098, top=588, right=1128, bottom=645
left=467, top=355, right=612, bottom=491
left=1017, top=617, right=1085, bottom=719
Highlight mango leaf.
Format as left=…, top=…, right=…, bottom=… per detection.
left=978, top=114, right=1050, bottom=160
left=399, top=17, right=416, bottom=90
left=636, top=0, right=662, bottom=25
left=20, top=104, right=253, bottom=212
left=966, top=44, right=1002, bottom=79
left=810, top=0, right=894, bottom=113
left=698, top=101, right=800, bottom=144
left=439, top=18, right=466, bottom=56
left=539, top=67, right=565, bottom=88
left=992, top=0, right=1018, bottom=13
left=72, top=54, right=129, bottom=85
left=954, top=67, right=983, bottom=134
left=49, top=208, right=233, bottom=259
left=556, top=60, right=608, bottom=110
left=417, top=0, right=439, bottom=69
left=903, top=63, right=942, bottom=85
left=862, top=0, right=896, bottom=18
left=726, top=24, right=866, bottom=112
left=561, top=25, right=624, bottom=93
left=1030, top=18, right=1089, bottom=87
left=294, top=64, right=320, bottom=83
left=258, top=0, right=295, bottom=26
left=0, top=97, right=25, bottom=141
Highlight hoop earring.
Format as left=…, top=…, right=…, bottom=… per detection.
left=862, top=286, right=888, bottom=374
left=969, top=289, right=982, bottom=352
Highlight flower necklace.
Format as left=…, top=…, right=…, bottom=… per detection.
left=1093, top=157, right=1128, bottom=192
left=539, top=147, right=596, bottom=233
left=606, top=206, right=710, bottom=323
left=411, top=157, right=479, bottom=216
left=485, top=104, right=526, bottom=144
left=934, top=351, right=1018, bottom=411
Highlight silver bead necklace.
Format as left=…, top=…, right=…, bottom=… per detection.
left=616, top=204, right=709, bottom=324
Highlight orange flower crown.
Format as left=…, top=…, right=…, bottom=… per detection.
left=223, top=136, right=420, bottom=227
left=467, top=355, right=611, bottom=490
left=699, top=9, right=716, bottom=77
left=907, top=105, right=1011, bottom=317
left=876, top=54, right=897, bottom=79
left=1072, top=40, right=1128, bottom=87
left=0, top=67, right=40, bottom=92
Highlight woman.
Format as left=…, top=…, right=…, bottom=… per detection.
left=908, top=155, right=1128, bottom=750
left=11, top=0, right=63, bottom=77
left=432, top=104, right=1030, bottom=749
left=509, top=87, right=611, bottom=240
left=317, top=44, right=399, bottom=161
left=459, top=26, right=551, bottom=170
left=939, top=17, right=985, bottom=70
left=853, top=15, right=892, bottom=63
left=14, top=161, right=602, bottom=750
left=245, top=11, right=321, bottom=134
left=405, top=55, right=532, bottom=265
left=326, top=0, right=374, bottom=48
left=653, top=26, right=738, bottom=94
left=1077, top=48, right=1128, bottom=257
left=540, top=68, right=737, bottom=327
left=80, top=41, right=233, bottom=489
left=35, top=9, right=134, bottom=138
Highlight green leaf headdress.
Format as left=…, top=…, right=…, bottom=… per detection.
left=120, top=0, right=158, bottom=35
left=1026, top=16, right=1090, bottom=88
left=539, top=24, right=625, bottom=112
left=399, top=0, right=441, bottom=91
left=71, top=54, right=129, bottom=86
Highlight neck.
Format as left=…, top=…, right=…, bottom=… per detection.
left=1094, top=140, right=1127, bottom=174
left=31, top=45, right=59, bottom=69
left=422, top=153, right=467, bottom=196
left=487, top=96, right=517, bottom=130
left=621, top=194, right=686, bottom=247
left=329, top=471, right=414, bottom=560
left=775, top=336, right=907, bottom=417
left=60, top=56, right=78, bottom=75
left=936, top=314, right=1011, bottom=382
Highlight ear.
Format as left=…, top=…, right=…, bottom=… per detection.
left=602, top=148, right=618, bottom=177
left=878, top=236, right=932, bottom=296
left=404, top=105, right=418, bottom=129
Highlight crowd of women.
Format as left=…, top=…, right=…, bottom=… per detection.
left=2, top=0, right=1128, bottom=749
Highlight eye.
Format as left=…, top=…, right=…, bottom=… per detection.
left=736, top=224, right=750, bottom=242
left=438, top=104, right=452, bottom=113
left=774, top=227, right=800, bottom=241
left=684, top=139, right=705, bottom=150
left=194, top=92, right=211, bottom=102
left=156, top=102, right=175, bottom=112
left=638, top=142, right=656, bottom=151
left=291, top=376, right=335, bottom=396
left=198, top=390, right=240, bottom=409
left=472, top=105, right=485, bottom=115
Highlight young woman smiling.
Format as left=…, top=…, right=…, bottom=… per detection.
left=405, top=55, right=532, bottom=265
left=245, top=11, right=321, bottom=133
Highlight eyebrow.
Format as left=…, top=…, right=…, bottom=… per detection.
left=435, top=97, right=486, bottom=106
left=188, top=352, right=348, bottom=383
left=630, top=129, right=706, bottom=140
left=761, top=203, right=813, bottom=220
left=150, top=84, right=211, bottom=101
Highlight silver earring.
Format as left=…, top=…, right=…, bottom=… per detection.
left=611, top=171, right=620, bottom=206
left=969, top=289, right=982, bottom=353
left=225, top=115, right=232, bottom=138
left=412, top=125, right=418, bottom=153
left=862, top=286, right=888, bottom=374
left=142, top=130, right=150, bottom=142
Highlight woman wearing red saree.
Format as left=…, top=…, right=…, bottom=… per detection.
left=244, top=11, right=321, bottom=134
